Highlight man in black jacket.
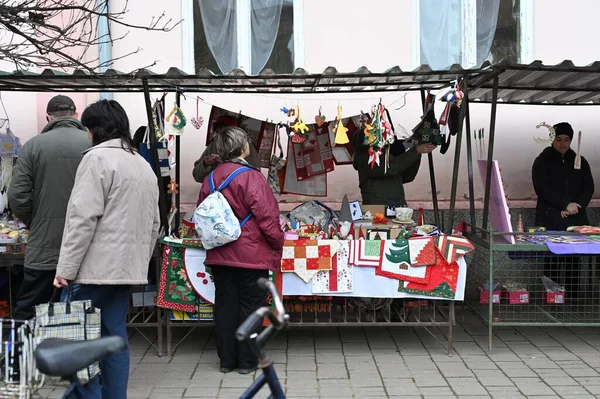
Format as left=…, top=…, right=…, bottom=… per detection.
left=531, top=122, right=594, bottom=295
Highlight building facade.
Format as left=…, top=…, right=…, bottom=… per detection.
left=1, top=0, right=599, bottom=208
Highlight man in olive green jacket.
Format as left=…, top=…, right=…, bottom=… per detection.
left=352, top=132, right=436, bottom=206
left=8, top=95, right=91, bottom=320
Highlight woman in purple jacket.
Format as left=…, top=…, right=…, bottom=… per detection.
left=197, top=127, right=283, bottom=374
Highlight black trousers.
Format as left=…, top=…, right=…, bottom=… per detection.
left=211, top=265, right=268, bottom=369
left=13, top=268, right=57, bottom=320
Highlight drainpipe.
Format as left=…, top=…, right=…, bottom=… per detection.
left=98, top=0, right=112, bottom=100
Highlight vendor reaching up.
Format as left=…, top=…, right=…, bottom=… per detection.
left=532, top=122, right=594, bottom=231
left=352, top=132, right=436, bottom=206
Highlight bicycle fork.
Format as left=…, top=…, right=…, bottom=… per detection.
left=239, top=364, right=285, bottom=399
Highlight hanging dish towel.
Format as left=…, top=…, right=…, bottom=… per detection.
left=283, top=137, right=327, bottom=197
left=138, top=126, right=170, bottom=177
left=267, top=125, right=286, bottom=194
left=327, top=115, right=361, bottom=165
left=292, top=123, right=335, bottom=180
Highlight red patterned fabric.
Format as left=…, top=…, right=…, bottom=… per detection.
left=292, top=124, right=335, bottom=180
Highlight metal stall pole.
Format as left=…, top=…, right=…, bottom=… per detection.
left=447, top=75, right=469, bottom=233
left=464, top=98, right=477, bottom=235
left=482, top=77, right=500, bottom=238
left=142, top=78, right=169, bottom=356
left=420, top=90, right=441, bottom=228
left=174, top=91, right=182, bottom=236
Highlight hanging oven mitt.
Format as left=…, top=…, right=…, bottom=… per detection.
left=333, top=105, right=349, bottom=145
left=165, top=104, right=187, bottom=136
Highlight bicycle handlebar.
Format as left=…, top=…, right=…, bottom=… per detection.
left=236, top=277, right=289, bottom=342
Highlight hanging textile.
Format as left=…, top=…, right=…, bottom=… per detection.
left=283, top=137, right=327, bottom=197
left=327, top=115, right=360, bottom=165
left=291, top=123, right=334, bottom=180
left=206, top=106, right=275, bottom=168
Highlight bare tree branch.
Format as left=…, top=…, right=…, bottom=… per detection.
left=0, top=0, right=181, bottom=72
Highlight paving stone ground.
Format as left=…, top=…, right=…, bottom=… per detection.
left=36, top=310, right=600, bottom=399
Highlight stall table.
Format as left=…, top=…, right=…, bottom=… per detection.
left=157, top=234, right=472, bottom=357
left=465, top=228, right=600, bottom=350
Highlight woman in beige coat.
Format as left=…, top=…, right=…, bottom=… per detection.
left=54, top=100, right=160, bottom=399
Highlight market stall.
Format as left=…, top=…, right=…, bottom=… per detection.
left=0, top=64, right=493, bottom=357
left=458, top=60, right=600, bottom=349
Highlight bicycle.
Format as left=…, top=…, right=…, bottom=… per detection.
left=236, top=277, right=289, bottom=399
left=33, top=335, right=126, bottom=399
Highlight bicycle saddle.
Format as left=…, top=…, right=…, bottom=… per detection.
left=35, top=336, right=126, bottom=378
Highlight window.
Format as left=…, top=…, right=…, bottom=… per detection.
left=191, top=0, right=303, bottom=75
left=413, top=0, right=531, bottom=69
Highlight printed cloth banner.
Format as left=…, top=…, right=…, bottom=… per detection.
left=183, top=248, right=215, bottom=304
left=292, top=123, right=335, bottom=180
left=327, top=115, right=361, bottom=165
left=283, top=137, right=327, bottom=197
left=351, top=240, right=384, bottom=267
left=376, top=239, right=432, bottom=284
left=157, top=244, right=200, bottom=312
left=312, top=241, right=353, bottom=294
left=207, top=106, right=276, bottom=168
left=434, top=235, right=475, bottom=264
left=408, top=236, right=437, bottom=267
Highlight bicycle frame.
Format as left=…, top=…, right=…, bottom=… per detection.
left=236, top=278, right=289, bottom=399
left=239, top=364, right=285, bottom=399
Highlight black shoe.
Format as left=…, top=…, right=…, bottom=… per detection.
left=220, top=367, right=235, bottom=373
left=238, top=366, right=257, bottom=375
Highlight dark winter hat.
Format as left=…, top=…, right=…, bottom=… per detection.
left=553, top=122, right=574, bottom=140
left=46, top=95, right=76, bottom=113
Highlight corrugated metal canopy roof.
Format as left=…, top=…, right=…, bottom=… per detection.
left=0, top=64, right=487, bottom=93
left=0, top=60, right=600, bottom=105
left=469, top=60, right=600, bottom=105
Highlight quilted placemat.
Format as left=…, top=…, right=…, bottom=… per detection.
left=376, top=239, right=431, bottom=284
left=408, top=236, right=437, bottom=267
left=312, top=241, right=353, bottom=294
left=434, top=235, right=475, bottom=264
left=352, top=240, right=384, bottom=267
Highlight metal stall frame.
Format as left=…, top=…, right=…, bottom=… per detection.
left=456, top=60, right=600, bottom=349
left=0, top=63, right=493, bottom=356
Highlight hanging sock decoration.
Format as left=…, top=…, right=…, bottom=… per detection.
left=333, top=105, right=349, bottom=145
left=165, top=104, right=187, bottom=136
left=191, top=97, right=204, bottom=130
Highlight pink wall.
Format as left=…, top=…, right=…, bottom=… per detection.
left=6, top=0, right=600, bottom=209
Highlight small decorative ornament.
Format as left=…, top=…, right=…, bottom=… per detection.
left=291, top=106, right=309, bottom=143
left=333, top=105, right=349, bottom=145
left=315, top=106, right=326, bottom=127
left=191, top=97, right=204, bottom=130
left=534, top=121, right=555, bottom=145
left=167, top=179, right=179, bottom=194
left=166, top=104, right=187, bottom=136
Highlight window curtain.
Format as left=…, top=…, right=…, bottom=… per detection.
left=419, top=0, right=463, bottom=70
left=419, top=0, right=500, bottom=69
left=475, top=0, right=501, bottom=65
left=251, top=0, right=284, bottom=75
left=198, top=0, right=237, bottom=74
left=197, top=0, right=283, bottom=75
